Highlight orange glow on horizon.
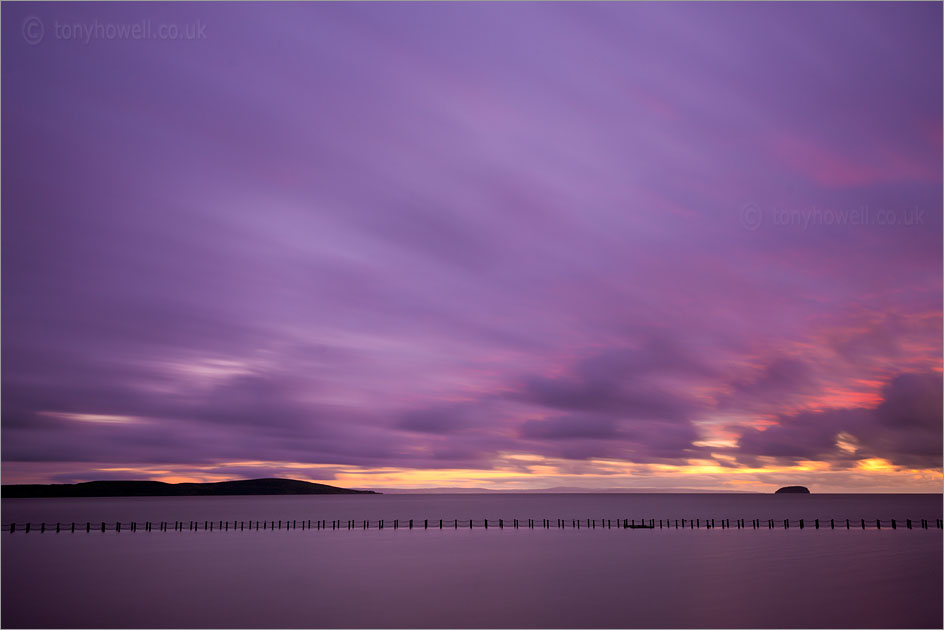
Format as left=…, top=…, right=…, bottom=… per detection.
left=0, top=454, right=914, bottom=493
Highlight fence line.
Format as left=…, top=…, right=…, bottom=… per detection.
left=4, top=517, right=942, bottom=534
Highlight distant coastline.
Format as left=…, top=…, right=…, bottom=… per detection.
left=4, top=481, right=939, bottom=498
left=381, top=487, right=760, bottom=494
left=1, top=478, right=378, bottom=498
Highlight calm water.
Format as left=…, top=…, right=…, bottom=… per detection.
left=2, top=494, right=941, bottom=628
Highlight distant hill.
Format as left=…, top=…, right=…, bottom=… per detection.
left=1, top=478, right=378, bottom=498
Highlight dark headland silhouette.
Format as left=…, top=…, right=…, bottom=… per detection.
left=1, top=478, right=378, bottom=498
left=774, top=485, right=811, bottom=494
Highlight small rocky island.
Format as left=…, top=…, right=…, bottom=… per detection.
left=774, top=485, right=811, bottom=494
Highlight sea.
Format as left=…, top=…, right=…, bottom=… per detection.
left=1, top=493, right=941, bottom=628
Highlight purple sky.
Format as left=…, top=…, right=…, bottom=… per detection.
left=2, top=2, right=941, bottom=491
